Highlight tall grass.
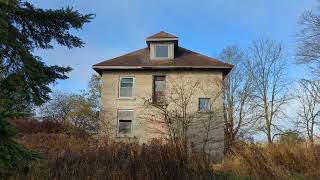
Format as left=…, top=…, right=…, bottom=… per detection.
left=8, top=119, right=320, bottom=179
left=11, top=133, right=225, bottom=180
left=217, top=142, right=320, bottom=179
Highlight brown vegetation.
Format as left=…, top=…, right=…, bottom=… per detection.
left=6, top=120, right=320, bottom=179
left=12, top=133, right=222, bottom=180
left=7, top=119, right=223, bottom=179
left=5, top=119, right=320, bottom=179
left=217, top=142, right=320, bottom=179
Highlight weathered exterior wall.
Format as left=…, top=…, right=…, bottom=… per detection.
left=100, top=69, right=225, bottom=158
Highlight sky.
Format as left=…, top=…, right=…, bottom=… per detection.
left=28, top=0, right=318, bottom=93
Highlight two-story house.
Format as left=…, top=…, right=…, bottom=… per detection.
left=93, top=31, right=233, bottom=158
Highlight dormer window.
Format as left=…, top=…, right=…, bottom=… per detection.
left=146, top=31, right=178, bottom=60
left=150, top=43, right=174, bottom=60
left=155, top=44, right=169, bottom=58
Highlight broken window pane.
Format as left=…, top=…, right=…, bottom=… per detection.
left=118, top=110, right=133, bottom=135
left=118, top=120, right=132, bottom=134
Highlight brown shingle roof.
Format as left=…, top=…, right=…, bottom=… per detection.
left=93, top=46, right=233, bottom=75
left=146, top=31, right=178, bottom=39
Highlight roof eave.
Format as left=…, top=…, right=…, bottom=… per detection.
left=93, top=65, right=233, bottom=75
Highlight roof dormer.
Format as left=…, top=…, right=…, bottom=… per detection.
left=146, top=31, right=178, bottom=60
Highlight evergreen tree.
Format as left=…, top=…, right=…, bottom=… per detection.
left=0, top=0, right=93, bottom=171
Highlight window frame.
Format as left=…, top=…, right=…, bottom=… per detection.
left=118, top=76, right=135, bottom=98
left=117, top=109, right=134, bottom=136
left=153, top=76, right=166, bottom=104
left=155, top=44, right=169, bottom=58
left=150, top=43, right=174, bottom=60
left=198, top=98, right=210, bottom=112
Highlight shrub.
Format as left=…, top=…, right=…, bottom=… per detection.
left=9, top=118, right=66, bottom=135
left=278, top=130, right=305, bottom=145
left=9, top=118, right=88, bottom=137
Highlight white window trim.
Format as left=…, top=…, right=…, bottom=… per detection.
left=118, top=76, right=135, bottom=99
left=117, top=109, right=134, bottom=137
left=150, top=43, right=174, bottom=60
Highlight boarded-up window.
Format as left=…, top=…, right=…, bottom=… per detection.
left=119, top=77, right=133, bottom=97
left=118, top=110, right=133, bottom=135
left=153, top=76, right=166, bottom=103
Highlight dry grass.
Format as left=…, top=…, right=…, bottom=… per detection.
left=216, top=142, right=320, bottom=180
left=10, top=133, right=226, bottom=180
left=7, top=119, right=320, bottom=179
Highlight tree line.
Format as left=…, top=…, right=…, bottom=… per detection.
left=223, top=10, right=320, bottom=151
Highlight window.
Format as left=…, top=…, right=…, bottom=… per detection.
left=199, top=98, right=210, bottom=111
left=155, top=45, right=169, bottom=58
left=153, top=76, right=166, bottom=103
left=119, top=77, right=133, bottom=98
left=118, top=110, right=133, bottom=135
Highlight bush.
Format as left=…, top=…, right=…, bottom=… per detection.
left=278, top=130, right=305, bottom=145
left=9, top=118, right=66, bottom=135
left=9, top=118, right=89, bottom=137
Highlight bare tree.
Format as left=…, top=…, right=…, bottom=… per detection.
left=87, top=73, right=101, bottom=111
left=40, top=91, right=75, bottom=122
left=297, top=10, right=320, bottom=76
left=246, top=39, right=289, bottom=144
left=296, top=6, right=320, bottom=145
left=219, top=45, right=256, bottom=152
left=295, top=79, right=320, bottom=145
left=197, top=79, right=224, bottom=154
left=141, top=75, right=224, bottom=153
left=142, top=76, right=201, bottom=148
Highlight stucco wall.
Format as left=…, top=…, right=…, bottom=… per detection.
left=100, top=69, right=225, bottom=158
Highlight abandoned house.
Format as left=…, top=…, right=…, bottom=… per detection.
left=93, top=31, right=233, bottom=158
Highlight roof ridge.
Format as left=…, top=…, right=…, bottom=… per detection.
left=146, top=31, right=178, bottom=39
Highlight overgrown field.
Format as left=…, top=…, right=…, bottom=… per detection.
left=217, top=143, right=320, bottom=179
left=4, top=119, right=320, bottom=180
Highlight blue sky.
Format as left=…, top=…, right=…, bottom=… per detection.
left=29, top=0, right=318, bottom=93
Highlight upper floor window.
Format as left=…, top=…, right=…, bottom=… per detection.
left=199, top=98, right=210, bottom=112
left=119, top=77, right=134, bottom=98
left=153, top=76, right=166, bottom=104
left=155, top=45, right=169, bottom=58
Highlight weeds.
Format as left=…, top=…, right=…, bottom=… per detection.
left=7, top=119, right=320, bottom=179
left=10, top=134, right=224, bottom=180
left=217, top=142, right=320, bottom=179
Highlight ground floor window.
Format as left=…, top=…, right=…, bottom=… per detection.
left=117, top=109, right=134, bottom=135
